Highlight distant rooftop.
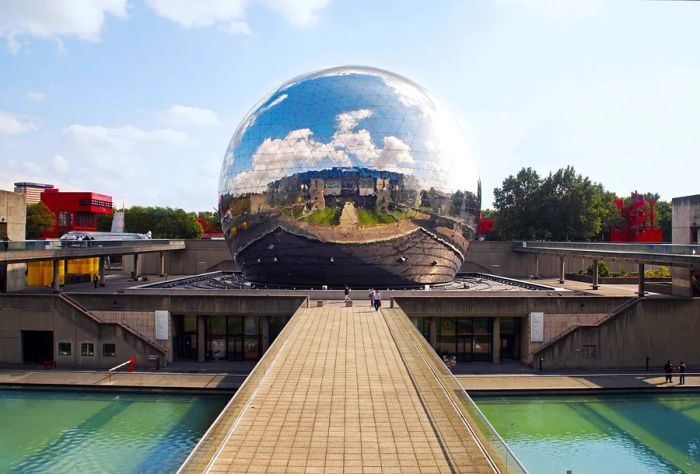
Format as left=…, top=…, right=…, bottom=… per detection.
left=14, top=182, right=54, bottom=189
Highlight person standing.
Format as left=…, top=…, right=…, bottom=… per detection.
left=664, top=360, right=674, bottom=384
left=373, top=290, right=382, bottom=311
left=93, top=274, right=99, bottom=289
left=368, top=288, right=374, bottom=307
left=344, top=284, right=351, bottom=301
left=679, top=361, right=687, bottom=385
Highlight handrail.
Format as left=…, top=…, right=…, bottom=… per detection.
left=531, top=297, right=639, bottom=361
left=383, top=306, right=528, bottom=473
left=108, top=357, right=136, bottom=384
left=57, top=294, right=167, bottom=354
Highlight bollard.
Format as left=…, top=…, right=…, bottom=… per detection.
left=539, top=357, right=543, bottom=372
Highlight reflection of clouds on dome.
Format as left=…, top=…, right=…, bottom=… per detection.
left=226, top=108, right=416, bottom=193
left=220, top=66, right=478, bottom=197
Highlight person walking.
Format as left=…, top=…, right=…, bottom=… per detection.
left=664, top=360, right=674, bottom=384
left=93, top=274, right=99, bottom=289
left=344, top=284, right=351, bottom=301
left=679, top=361, right=687, bottom=385
left=368, top=288, right=374, bottom=307
left=373, top=290, right=382, bottom=311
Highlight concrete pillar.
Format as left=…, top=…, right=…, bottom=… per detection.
left=132, top=254, right=139, bottom=281
left=159, top=252, right=165, bottom=277
left=492, top=317, right=501, bottom=364
left=52, top=260, right=60, bottom=292
left=638, top=263, right=645, bottom=297
left=559, top=256, right=565, bottom=284
left=592, top=259, right=599, bottom=290
left=261, top=316, right=270, bottom=353
left=535, top=254, right=540, bottom=279
left=429, top=318, right=438, bottom=350
left=197, top=315, right=206, bottom=362
left=98, top=256, right=106, bottom=287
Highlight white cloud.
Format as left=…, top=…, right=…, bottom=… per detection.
left=0, top=111, right=37, bottom=135
left=51, top=154, right=69, bottom=173
left=26, top=91, right=46, bottom=103
left=259, top=0, right=330, bottom=27
left=0, top=0, right=128, bottom=53
left=226, top=109, right=416, bottom=193
left=146, top=0, right=250, bottom=34
left=63, top=124, right=188, bottom=155
left=162, top=105, right=221, bottom=128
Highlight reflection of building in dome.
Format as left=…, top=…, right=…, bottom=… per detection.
left=219, top=66, right=480, bottom=286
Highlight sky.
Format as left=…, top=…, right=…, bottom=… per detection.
left=1, top=0, right=699, bottom=211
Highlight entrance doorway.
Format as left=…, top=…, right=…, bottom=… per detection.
left=22, top=331, right=53, bottom=363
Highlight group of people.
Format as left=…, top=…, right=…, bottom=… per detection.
left=664, top=360, right=687, bottom=385
left=368, top=288, right=382, bottom=311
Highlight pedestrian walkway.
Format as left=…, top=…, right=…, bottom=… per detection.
left=180, top=304, right=500, bottom=473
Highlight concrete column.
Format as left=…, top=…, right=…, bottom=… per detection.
left=535, top=255, right=540, bottom=279
left=592, top=259, right=599, bottom=290
left=52, top=259, right=60, bottom=292
left=197, top=315, right=206, bottom=362
left=261, top=316, right=270, bottom=353
left=429, top=318, right=438, bottom=350
left=492, top=317, right=501, bottom=364
left=98, top=256, right=106, bottom=287
left=159, top=252, right=165, bottom=277
left=132, top=254, right=139, bottom=281
left=558, top=256, right=566, bottom=284
left=638, top=263, right=645, bottom=297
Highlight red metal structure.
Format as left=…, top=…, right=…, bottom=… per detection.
left=477, top=213, right=495, bottom=237
left=196, top=217, right=224, bottom=239
left=40, top=189, right=113, bottom=238
left=610, top=192, right=662, bottom=243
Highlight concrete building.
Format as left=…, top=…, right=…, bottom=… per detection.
left=13, top=182, right=54, bottom=205
left=0, top=189, right=27, bottom=292
left=672, top=194, right=700, bottom=296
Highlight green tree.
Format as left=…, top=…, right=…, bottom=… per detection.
left=96, top=210, right=114, bottom=232
left=654, top=200, right=672, bottom=242
left=197, top=210, right=223, bottom=233
left=26, top=202, right=56, bottom=239
left=124, top=206, right=202, bottom=239
left=493, top=166, right=616, bottom=241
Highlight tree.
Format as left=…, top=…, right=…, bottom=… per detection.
left=26, top=202, right=56, bottom=239
left=654, top=200, right=672, bottom=242
left=197, top=210, right=222, bottom=233
left=493, top=166, right=616, bottom=241
left=96, top=210, right=114, bottom=232
left=124, top=207, right=202, bottom=239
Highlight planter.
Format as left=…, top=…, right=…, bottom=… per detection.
left=565, top=273, right=671, bottom=284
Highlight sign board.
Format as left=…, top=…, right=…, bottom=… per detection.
left=530, top=312, right=544, bottom=342
left=155, top=310, right=169, bottom=340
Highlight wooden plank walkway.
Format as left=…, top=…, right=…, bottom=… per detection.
left=180, top=303, right=497, bottom=473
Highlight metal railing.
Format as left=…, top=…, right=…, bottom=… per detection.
left=515, top=241, right=700, bottom=256
left=385, top=304, right=528, bottom=473
left=0, top=239, right=184, bottom=252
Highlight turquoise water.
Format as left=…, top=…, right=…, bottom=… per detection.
left=0, top=390, right=229, bottom=473
left=475, top=393, right=700, bottom=474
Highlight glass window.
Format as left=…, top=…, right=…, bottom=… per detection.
left=457, top=318, right=472, bottom=336
left=228, top=316, right=243, bottom=335
left=58, top=342, right=71, bottom=356
left=103, top=343, right=116, bottom=357
left=58, top=211, right=73, bottom=227
left=75, top=212, right=95, bottom=227
left=473, top=318, right=491, bottom=336
left=183, top=314, right=197, bottom=333
left=439, top=319, right=455, bottom=336
left=81, top=343, right=94, bottom=356
left=244, top=316, right=259, bottom=336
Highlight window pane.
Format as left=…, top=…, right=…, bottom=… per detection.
left=439, top=318, right=455, bottom=336
left=103, top=344, right=116, bottom=357
left=81, top=343, right=94, bottom=356
left=456, top=318, right=472, bottom=336
left=58, top=342, right=71, bottom=356
left=244, top=316, right=259, bottom=336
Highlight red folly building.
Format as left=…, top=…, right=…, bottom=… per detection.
left=40, top=189, right=113, bottom=238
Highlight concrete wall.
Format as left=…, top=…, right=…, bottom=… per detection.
left=92, top=310, right=173, bottom=363
left=671, top=194, right=700, bottom=296
left=0, top=295, right=163, bottom=369
left=138, top=239, right=235, bottom=275
left=536, top=297, right=700, bottom=369
left=0, top=190, right=27, bottom=292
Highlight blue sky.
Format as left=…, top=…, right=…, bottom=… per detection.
left=1, top=0, right=699, bottom=211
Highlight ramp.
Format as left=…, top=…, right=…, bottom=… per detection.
left=180, top=302, right=517, bottom=473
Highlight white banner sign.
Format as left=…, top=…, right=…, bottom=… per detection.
left=155, top=310, right=169, bottom=340
left=530, top=312, right=544, bottom=342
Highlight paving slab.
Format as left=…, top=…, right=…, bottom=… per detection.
left=181, top=304, right=497, bottom=473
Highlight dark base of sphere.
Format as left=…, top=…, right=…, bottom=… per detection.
left=234, top=227, right=464, bottom=287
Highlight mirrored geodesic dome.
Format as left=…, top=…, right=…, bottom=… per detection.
left=219, top=66, right=480, bottom=286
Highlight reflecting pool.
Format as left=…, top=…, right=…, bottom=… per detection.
left=475, top=393, right=700, bottom=474
left=0, top=390, right=229, bottom=473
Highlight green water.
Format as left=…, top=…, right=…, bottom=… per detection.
left=475, top=393, right=700, bottom=474
left=0, top=390, right=229, bottom=473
